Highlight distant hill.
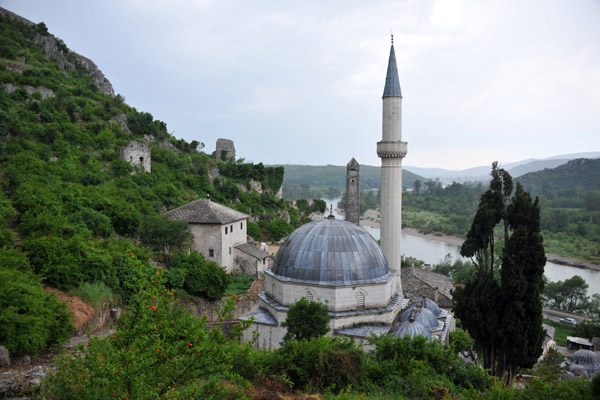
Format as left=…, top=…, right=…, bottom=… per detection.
left=405, top=152, right=600, bottom=183
left=516, top=158, right=600, bottom=195
left=278, top=164, right=426, bottom=192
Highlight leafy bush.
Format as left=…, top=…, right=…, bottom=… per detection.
left=0, top=268, right=72, bottom=355
left=281, top=297, right=330, bottom=343
left=247, top=221, right=262, bottom=241
left=171, top=252, right=231, bottom=300
left=224, top=274, right=256, bottom=296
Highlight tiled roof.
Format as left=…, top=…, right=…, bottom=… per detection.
left=239, top=307, right=277, bottom=326
left=401, top=267, right=454, bottom=305
left=235, top=243, right=268, bottom=259
left=165, top=199, right=249, bottom=224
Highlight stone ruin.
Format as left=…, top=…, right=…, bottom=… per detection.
left=120, top=140, right=151, bottom=173
left=212, top=138, right=236, bottom=161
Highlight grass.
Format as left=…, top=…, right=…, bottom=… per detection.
left=70, top=281, right=116, bottom=308
left=224, top=274, right=256, bottom=296
left=543, top=318, right=577, bottom=347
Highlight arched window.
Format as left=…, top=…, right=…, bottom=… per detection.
left=357, top=292, right=365, bottom=309
left=305, top=290, right=314, bottom=302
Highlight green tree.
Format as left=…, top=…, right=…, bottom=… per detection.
left=453, top=162, right=511, bottom=376
left=454, top=164, right=546, bottom=383
left=498, top=182, right=546, bottom=383
left=281, top=297, right=330, bottom=343
left=171, top=252, right=231, bottom=300
left=542, top=275, right=589, bottom=312
left=139, top=214, right=191, bottom=254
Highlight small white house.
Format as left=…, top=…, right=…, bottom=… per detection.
left=166, top=198, right=267, bottom=274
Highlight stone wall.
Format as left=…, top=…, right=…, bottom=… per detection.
left=212, top=138, right=236, bottom=160
left=119, top=140, right=151, bottom=173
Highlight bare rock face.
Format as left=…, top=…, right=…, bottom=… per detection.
left=0, top=345, right=9, bottom=367
left=213, top=138, right=236, bottom=160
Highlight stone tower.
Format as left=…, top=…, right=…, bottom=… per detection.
left=345, top=158, right=360, bottom=225
left=377, top=36, right=407, bottom=279
left=120, top=140, right=151, bottom=173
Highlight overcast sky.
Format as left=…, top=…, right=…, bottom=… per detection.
left=3, top=0, right=600, bottom=170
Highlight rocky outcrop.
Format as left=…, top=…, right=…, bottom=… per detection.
left=0, top=346, right=9, bottom=368
left=0, top=7, right=115, bottom=97
left=3, top=83, right=55, bottom=100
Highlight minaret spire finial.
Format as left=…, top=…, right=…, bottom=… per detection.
left=391, top=33, right=394, bottom=45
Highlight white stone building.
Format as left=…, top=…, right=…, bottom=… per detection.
left=240, top=215, right=405, bottom=349
left=166, top=198, right=268, bottom=274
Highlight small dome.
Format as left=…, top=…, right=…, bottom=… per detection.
left=568, top=349, right=600, bottom=370
left=389, top=319, right=432, bottom=339
left=271, top=218, right=389, bottom=285
left=397, top=307, right=438, bottom=329
left=405, top=297, right=442, bottom=317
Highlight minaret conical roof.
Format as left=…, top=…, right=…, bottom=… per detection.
left=383, top=43, right=402, bottom=98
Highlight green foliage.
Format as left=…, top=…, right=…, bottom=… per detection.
left=246, top=221, right=262, bottom=240
left=542, top=319, right=576, bottom=347
left=138, top=214, right=190, bottom=254
left=43, top=254, right=253, bottom=399
left=573, top=319, right=600, bottom=340
left=432, top=254, right=476, bottom=284
left=542, top=275, right=589, bottom=312
left=257, top=218, right=293, bottom=241
left=268, top=337, right=364, bottom=393
left=224, top=274, right=256, bottom=296
left=281, top=297, right=330, bottom=343
left=449, top=328, right=474, bottom=355
left=70, top=281, right=116, bottom=308
left=171, top=252, right=231, bottom=300
left=0, top=268, right=72, bottom=355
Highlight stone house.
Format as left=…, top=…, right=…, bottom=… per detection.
left=166, top=198, right=267, bottom=274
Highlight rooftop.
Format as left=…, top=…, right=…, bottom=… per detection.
left=166, top=198, right=249, bottom=224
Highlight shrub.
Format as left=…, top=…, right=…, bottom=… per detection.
left=0, top=268, right=72, bottom=355
left=281, top=297, right=330, bottom=343
left=172, top=252, right=231, bottom=300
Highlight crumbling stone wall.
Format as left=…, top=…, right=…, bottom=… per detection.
left=120, top=141, right=151, bottom=173
left=212, top=138, right=236, bottom=160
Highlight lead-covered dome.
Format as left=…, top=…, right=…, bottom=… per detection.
left=271, top=218, right=389, bottom=285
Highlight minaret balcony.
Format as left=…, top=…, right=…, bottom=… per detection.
left=377, top=141, right=407, bottom=158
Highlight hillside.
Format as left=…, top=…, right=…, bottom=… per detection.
left=0, top=8, right=327, bottom=356
left=517, top=158, right=600, bottom=196
left=279, top=163, right=426, bottom=199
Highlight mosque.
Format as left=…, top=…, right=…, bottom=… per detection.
left=240, top=38, right=453, bottom=349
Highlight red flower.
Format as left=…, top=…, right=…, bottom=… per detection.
left=195, top=336, right=198, bottom=339
left=188, top=343, right=193, bottom=346
left=154, top=328, right=158, bottom=331
left=153, top=298, right=157, bottom=302
left=156, top=349, right=159, bottom=352
left=151, top=306, right=157, bottom=311
left=159, top=320, right=162, bottom=324
left=249, top=387, right=253, bottom=391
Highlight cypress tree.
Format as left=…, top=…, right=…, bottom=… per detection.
left=498, top=183, right=546, bottom=382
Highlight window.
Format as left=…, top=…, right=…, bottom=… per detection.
left=357, top=292, right=365, bottom=309
left=230, top=224, right=233, bottom=232
left=305, top=291, right=313, bottom=301
left=240, top=222, right=243, bottom=230
left=208, top=249, right=214, bottom=257
left=229, top=247, right=232, bottom=255
left=225, top=227, right=228, bottom=234
left=263, top=258, right=266, bottom=265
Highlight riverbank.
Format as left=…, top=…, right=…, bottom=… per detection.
left=359, top=209, right=600, bottom=271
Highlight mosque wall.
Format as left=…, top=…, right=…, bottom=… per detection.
left=264, top=273, right=400, bottom=312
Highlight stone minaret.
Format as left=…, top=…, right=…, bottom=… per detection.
left=345, top=158, right=360, bottom=225
left=377, top=36, right=407, bottom=276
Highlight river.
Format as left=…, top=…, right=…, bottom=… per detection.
left=324, top=197, right=600, bottom=296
